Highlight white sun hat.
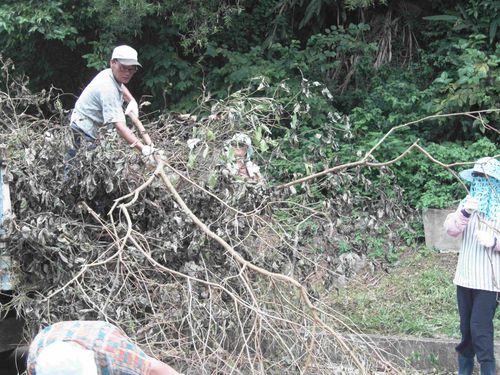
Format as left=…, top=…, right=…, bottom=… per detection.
left=459, top=157, right=500, bottom=182
left=111, top=45, right=142, bottom=67
left=36, top=341, right=98, bottom=375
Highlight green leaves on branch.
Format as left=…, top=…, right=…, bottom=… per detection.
left=423, top=0, right=499, bottom=44
left=424, top=34, right=499, bottom=132
left=0, top=1, right=77, bottom=41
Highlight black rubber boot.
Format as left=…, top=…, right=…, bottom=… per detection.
left=479, top=360, right=496, bottom=375
left=458, top=354, right=474, bottom=375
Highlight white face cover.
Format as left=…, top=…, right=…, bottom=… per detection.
left=35, top=341, right=98, bottom=375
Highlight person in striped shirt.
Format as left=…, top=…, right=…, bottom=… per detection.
left=444, top=156, right=500, bottom=375
left=26, top=320, right=181, bottom=375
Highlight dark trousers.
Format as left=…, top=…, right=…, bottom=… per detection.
left=456, top=285, right=498, bottom=363
left=67, top=127, right=97, bottom=160
left=64, top=127, right=97, bottom=178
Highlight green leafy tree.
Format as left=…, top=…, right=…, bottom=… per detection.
left=417, top=0, right=499, bottom=141
left=0, top=0, right=82, bottom=93
left=0, top=0, right=241, bottom=109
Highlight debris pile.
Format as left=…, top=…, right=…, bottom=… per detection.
left=1, top=61, right=420, bottom=374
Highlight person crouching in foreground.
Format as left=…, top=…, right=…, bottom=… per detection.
left=444, top=156, right=500, bottom=375
left=27, top=320, right=181, bottom=375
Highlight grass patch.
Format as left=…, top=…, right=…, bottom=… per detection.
left=329, top=247, right=500, bottom=339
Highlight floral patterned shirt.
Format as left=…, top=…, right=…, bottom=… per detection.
left=27, top=320, right=151, bottom=375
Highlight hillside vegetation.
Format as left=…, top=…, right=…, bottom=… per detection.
left=0, top=0, right=499, bottom=374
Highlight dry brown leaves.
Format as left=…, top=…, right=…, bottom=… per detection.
left=0, top=61, right=420, bottom=374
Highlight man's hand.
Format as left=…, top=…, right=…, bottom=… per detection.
left=125, top=99, right=139, bottom=117
left=463, top=196, right=479, bottom=214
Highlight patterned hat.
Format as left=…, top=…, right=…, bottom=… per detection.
left=459, top=157, right=500, bottom=182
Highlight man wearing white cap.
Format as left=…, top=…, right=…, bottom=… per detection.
left=444, top=156, right=500, bottom=375
left=27, top=320, right=181, bottom=375
left=68, top=45, right=154, bottom=160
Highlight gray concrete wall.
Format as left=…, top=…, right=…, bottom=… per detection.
left=423, top=208, right=462, bottom=252
left=344, top=333, right=499, bottom=373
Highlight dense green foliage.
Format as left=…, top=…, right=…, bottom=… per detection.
left=0, top=0, right=498, bottom=209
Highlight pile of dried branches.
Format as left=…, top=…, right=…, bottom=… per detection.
left=1, top=60, right=421, bottom=374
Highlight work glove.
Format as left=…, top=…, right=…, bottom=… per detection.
left=476, top=230, right=497, bottom=248
left=142, top=144, right=165, bottom=166
left=142, top=144, right=155, bottom=164
left=125, top=99, right=139, bottom=117
left=141, top=144, right=155, bottom=157
left=463, top=195, right=479, bottom=215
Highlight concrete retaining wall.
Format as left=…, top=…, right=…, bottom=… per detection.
left=343, top=333, right=500, bottom=373
left=422, top=208, right=462, bottom=252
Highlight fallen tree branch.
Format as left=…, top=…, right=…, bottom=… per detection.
left=277, top=109, right=499, bottom=189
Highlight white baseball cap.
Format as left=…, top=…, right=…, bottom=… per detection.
left=36, top=341, right=98, bottom=375
left=111, top=45, right=142, bottom=67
